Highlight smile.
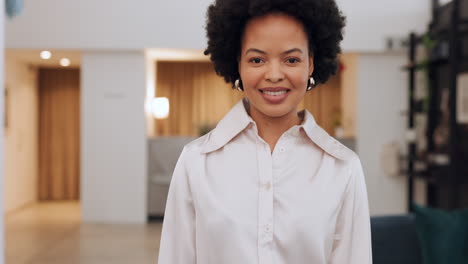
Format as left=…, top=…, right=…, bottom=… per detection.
left=261, top=90, right=289, bottom=96
left=258, top=88, right=291, bottom=104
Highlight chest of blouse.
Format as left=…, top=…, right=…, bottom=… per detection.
left=186, top=125, right=353, bottom=263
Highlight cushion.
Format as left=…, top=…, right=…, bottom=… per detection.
left=371, top=215, right=423, bottom=264
left=148, top=136, right=195, bottom=185
left=412, top=203, right=468, bottom=264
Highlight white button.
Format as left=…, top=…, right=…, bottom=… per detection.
left=279, top=147, right=285, bottom=153
left=260, top=182, right=271, bottom=191
left=264, top=224, right=271, bottom=233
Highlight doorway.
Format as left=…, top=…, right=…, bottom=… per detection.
left=38, top=68, right=80, bottom=200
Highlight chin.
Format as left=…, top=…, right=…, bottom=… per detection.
left=259, top=105, right=296, bottom=118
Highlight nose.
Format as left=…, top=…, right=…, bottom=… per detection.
left=265, top=61, right=285, bottom=83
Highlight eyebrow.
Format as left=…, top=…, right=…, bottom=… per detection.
left=244, top=48, right=304, bottom=55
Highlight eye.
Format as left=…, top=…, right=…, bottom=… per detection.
left=286, top=57, right=300, bottom=64
left=249, top=57, right=264, bottom=64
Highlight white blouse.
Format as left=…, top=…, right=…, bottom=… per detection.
left=157, top=99, right=372, bottom=264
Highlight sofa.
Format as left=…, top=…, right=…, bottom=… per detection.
left=371, top=214, right=423, bottom=264
left=147, top=136, right=196, bottom=217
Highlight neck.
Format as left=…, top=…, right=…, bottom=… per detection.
left=249, top=107, right=301, bottom=153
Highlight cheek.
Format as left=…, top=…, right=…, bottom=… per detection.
left=289, top=71, right=309, bottom=88
left=239, top=68, right=263, bottom=89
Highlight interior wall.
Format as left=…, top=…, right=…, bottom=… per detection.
left=155, top=61, right=346, bottom=137
left=336, top=0, right=430, bottom=51
left=155, top=61, right=242, bottom=137
left=81, top=51, right=147, bottom=223
left=340, top=53, right=358, bottom=138
left=356, top=52, right=408, bottom=216
left=303, top=73, right=342, bottom=136
left=4, top=53, right=39, bottom=214
left=145, top=55, right=157, bottom=137
left=6, top=0, right=430, bottom=52
left=6, top=0, right=213, bottom=50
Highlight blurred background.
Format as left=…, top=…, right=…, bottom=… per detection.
left=2, top=0, right=468, bottom=263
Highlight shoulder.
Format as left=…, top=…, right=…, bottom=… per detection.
left=179, top=132, right=213, bottom=159
left=170, top=133, right=212, bottom=177
left=305, top=125, right=356, bottom=162
left=301, top=110, right=356, bottom=162
left=307, top=125, right=363, bottom=180
left=325, top=140, right=361, bottom=179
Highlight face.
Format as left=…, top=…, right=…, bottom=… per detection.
left=238, top=13, right=314, bottom=121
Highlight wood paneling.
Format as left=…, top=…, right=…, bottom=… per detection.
left=303, top=73, right=342, bottom=136
left=155, top=61, right=343, bottom=136
left=38, top=68, right=80, bottom=200
left=340, top=53, right=358, bottom=138
left=155, top=62, right=242, bottom=136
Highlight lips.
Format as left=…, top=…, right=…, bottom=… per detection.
left=258, top=87, right=291, bottom=104
left=259, top=87, right=291, bottom=93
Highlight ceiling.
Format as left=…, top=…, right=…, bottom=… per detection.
left=6, top=49, right=82, bottom=68
left=5, top=48, right=210, bottom=69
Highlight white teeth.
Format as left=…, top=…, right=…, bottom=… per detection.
left=263, top=90, right=288, bottom=96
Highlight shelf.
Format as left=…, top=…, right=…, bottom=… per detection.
left=412, top=166, right=468, bottom=184
left=429, top=27, right=468, bottom=40
left=402, top=58, right=450, bottom=70
left=407, top=0, right=468, bottom=210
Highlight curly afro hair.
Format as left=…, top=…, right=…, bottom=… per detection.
left=204, top=0, right=346, bottom=88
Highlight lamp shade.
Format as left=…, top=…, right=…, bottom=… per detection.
left=151, top=97, right=170, bottom=119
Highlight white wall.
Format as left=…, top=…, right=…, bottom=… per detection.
left=356, top=53, right=408, bottom=216
left=6, top=0, right=212, bottom=50
left=337, top=0, right=431, bottom=51
left=6, top=0, right=430, bottom=52
left=4, top=54, right=38, bottom=214
left=145, top=53, right=156, bottom=138
left=81, top=51, right=147, bottom=223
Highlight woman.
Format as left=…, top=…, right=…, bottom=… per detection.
left=158, top=0, right=372, bottom=263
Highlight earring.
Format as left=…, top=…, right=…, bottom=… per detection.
left=235, top=79, right=243, bottom=91
left=306, top=76, right=315, bottom=91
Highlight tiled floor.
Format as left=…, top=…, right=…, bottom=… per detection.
left=5, top=202, right=162, bottom=264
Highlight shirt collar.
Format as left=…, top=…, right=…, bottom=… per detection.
left=200, top=99, right=253, bottom=154
left=200, top=98, right=354, bottom=161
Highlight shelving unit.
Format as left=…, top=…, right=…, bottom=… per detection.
left=406, top=0, right=468, bottom=211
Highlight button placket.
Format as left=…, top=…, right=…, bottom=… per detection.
left=257, top=141, right=274, bottom=263
left=272, top=136, right=289, bottom=183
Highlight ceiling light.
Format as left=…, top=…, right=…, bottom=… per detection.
left=60, top=58, right=71, bottom=67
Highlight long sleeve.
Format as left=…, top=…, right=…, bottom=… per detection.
left=329, top=156, right=373, bottom=263
left=157, top=147, right=196, bottom=264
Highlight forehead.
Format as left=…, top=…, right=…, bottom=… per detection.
left=241, top=13, right=309, bottom=52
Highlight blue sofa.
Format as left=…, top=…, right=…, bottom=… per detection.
left=371, top=215, right=423, bottom=264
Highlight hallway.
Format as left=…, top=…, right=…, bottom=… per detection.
left=5, top=202, right=162, bottom=264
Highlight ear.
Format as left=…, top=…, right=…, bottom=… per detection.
left=308, top=54, right=314, bottom=77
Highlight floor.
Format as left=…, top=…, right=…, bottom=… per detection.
left=5, top=202, right=163, bottom=264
